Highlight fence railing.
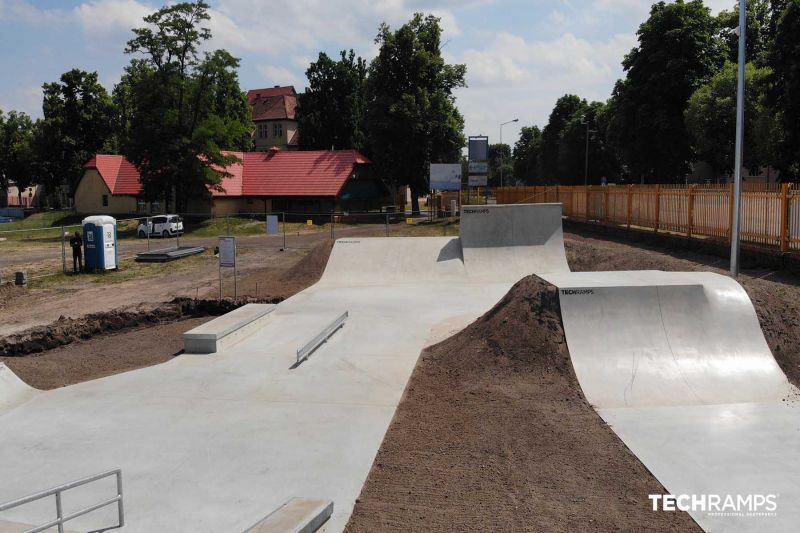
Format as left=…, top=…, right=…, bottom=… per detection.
left=0, top=469, right=124, bottom=533
left=495, top=184, right=800, bottom=252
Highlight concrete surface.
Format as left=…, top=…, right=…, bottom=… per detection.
left=183, top=303, right=276, bottom=354
left=543, top=270, right=800, bottom=532
left=245, top=498, right=332, bottom=533
left=0, top=204, right=569, bottom=532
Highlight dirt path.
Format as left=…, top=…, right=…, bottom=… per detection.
left=346, top=276, right=701, bottom=532
left=0, top=226, right=379, bottom=337
left=0, top=317, right=210, bottom=389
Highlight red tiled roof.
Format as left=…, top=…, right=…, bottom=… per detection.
left=84, top=149, right=371, bottom=198
left=83, top=155, right=143, bottom=195
left=246, top=86, right=296, bottom=103
left=250, top=92, right=297, bottom=121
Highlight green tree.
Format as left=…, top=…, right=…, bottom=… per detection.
left=717, top=0, right=771, bottom=65
left=540, top=95, right=584, bottom=181
left=767, top=0, right=800, bottom=178
left=488, top=143, right=513, bottom=186
left=685, top=61, right=777, bottom=176
left=512, top=125, right=543, bottom=185
left=121, top=1, right=252, bottom=209
left=607, top=0, right=724, bottom=182
left=35, top=69, right=115, bottom=202
left=0, top=110, right=37, bottom=202
left=297, top=50, right=367, bottom=150
left=364, top=13, right=466, bottom=214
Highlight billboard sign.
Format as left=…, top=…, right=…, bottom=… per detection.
left=430, top=164, right=462, bottom=191
left=468, top=136, right=489, bottom=162
left=468, top=161, right=489, bottom=174
left=468, top=174, right=488, bottom=187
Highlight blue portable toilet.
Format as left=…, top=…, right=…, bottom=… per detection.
left=82, top=215, right=118, bottom=271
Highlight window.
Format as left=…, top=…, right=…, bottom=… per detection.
left=137, top=199, right=146, bottom=213
left=258, top=124, right=268, bottom=138
left=273, top=123, right=283, bottom=138
left=102, top=194, right=109, bottom=207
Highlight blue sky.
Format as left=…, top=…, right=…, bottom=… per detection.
left=0, top=0, right=734, bottom=145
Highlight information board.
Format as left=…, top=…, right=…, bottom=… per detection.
left=219, top=236, right=236, bottom=268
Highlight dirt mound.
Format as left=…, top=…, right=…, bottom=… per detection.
left=0, top=297, right=280, bottom=357
left=279, top=239, right=334, bottom=285
left=346, top=275, right=698, bottom=532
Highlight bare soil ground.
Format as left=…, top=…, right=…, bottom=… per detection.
left=0, top=240, right=335, bottom=388
left=346, top=276, right=701, bottom=532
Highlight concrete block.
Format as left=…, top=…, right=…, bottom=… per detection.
left=183, top=303, right=276, bottom=354
left=244, top=498, right=333, bottom=533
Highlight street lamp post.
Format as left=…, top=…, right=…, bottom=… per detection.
left=731, top=0, right=746, bottom=277
left=580, top=115, right=593, bottom=186
left=499, top=118, right=519, bottom=188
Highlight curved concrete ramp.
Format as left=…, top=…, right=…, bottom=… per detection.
left=0, top=364, right=38, bottom=415
left=460, top=203, right=569, bottom=280
left=542, top=270, right=800, bottom=532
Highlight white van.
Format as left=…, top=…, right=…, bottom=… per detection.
left=137, top=215, right=184, bottom=238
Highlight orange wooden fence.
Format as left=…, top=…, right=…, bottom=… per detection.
left=494, top=184, right=800, bottom=252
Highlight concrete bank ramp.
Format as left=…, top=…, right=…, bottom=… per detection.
left=0, top=204, right=567, bottom=532
left=460, top=203, right=570, bottom=280
left=0, top=364, right=37, bottom=415
left=542, top=270, right=800, bottom=532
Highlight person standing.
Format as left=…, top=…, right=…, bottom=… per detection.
left=70, top=231, right=83, bottom=273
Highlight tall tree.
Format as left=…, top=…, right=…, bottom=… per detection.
left=607, top=0, right=723, bottom=182
left=36, top=69, right=115, bottom=203
left=540, top=95, right=585, bottom=182
left=364, top=13, right=466, bottom=214
left=297, top=50, right=367, bottom=150
left=0, top=110, right=37, bottom=201
left=122, top=1, right=252, bottom=209
left=685, top=61, right=777, bottom=176
left=767, top=0, right=800, bottom=178
left=513, top=125, right=543, bottom=185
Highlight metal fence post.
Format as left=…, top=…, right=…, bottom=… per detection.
left=728, top=182, right=735, bottom=242
left=55, top=491, right=64, bottom=533
left=385, top=213, right=389, bottom=236
left=116, top=470, right=125, bottom=527
left=282, top=212, right=287, bottom=250
left=330, top=211, right=334, bottom=239
left=627, top=184, right=633, bottom=229
left=584, top=185, right=590, bottom=220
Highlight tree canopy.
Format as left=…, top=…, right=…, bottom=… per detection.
left=607, top=0, right=723, bottom=182
left=120, top=0, right=251, bottom=209
left=0, top=110, right=37, bottom=199
left=364, top=13, right=466, bottom=213
left=296, top=50, right=367, bottom=151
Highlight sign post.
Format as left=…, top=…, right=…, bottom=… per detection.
left=468, top=136, right=489, bottom=203
left=218, top=236, right=237, bottom=300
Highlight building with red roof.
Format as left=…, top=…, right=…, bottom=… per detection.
left=247, top=85, right=299, bottom=151
left=74, top=149, right=390, bottom=216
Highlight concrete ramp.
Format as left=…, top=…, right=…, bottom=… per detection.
left=0, top=364, right=38, bottom=415
left=542, top=270, right=800, bottom=532
left=460, top=203, right=569, bottom=280
left=0, top=204, right=567, bottom=532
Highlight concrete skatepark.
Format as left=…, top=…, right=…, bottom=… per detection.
left=1, top=204, right=798, bottom=532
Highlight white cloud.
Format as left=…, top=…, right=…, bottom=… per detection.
left=73, top=0, right=154, bottom=36
left=0, top=0, right=66, bottom=26
left=453, top=29, right=636, bottom=144
left=0, top=84, right=43, bottom=117
left=256, top=64, right=308, bottom=91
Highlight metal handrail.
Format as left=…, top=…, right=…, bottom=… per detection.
left=296, top=311, right=348, bottom=364
left=0, top=469, right=124, bottom=533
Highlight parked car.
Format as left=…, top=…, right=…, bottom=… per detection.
left=137, top=215, right=184, bottom=238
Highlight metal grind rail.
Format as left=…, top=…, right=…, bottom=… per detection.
left=0, top=469, right=124, bottom=533
left=296, top=311, right=349, bottom=365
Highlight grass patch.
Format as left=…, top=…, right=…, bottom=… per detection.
left=28, top=249, right=215, bottom=289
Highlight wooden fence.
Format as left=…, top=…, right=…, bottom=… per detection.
left=494, top=184, right=800, bottom=252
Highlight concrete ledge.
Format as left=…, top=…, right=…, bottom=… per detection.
left=244, top=498, right=333, bottom=533
left=183, top=303, right=276, bottom=354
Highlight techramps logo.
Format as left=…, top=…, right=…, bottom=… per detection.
left=649, top=493, right=779, bottom=518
